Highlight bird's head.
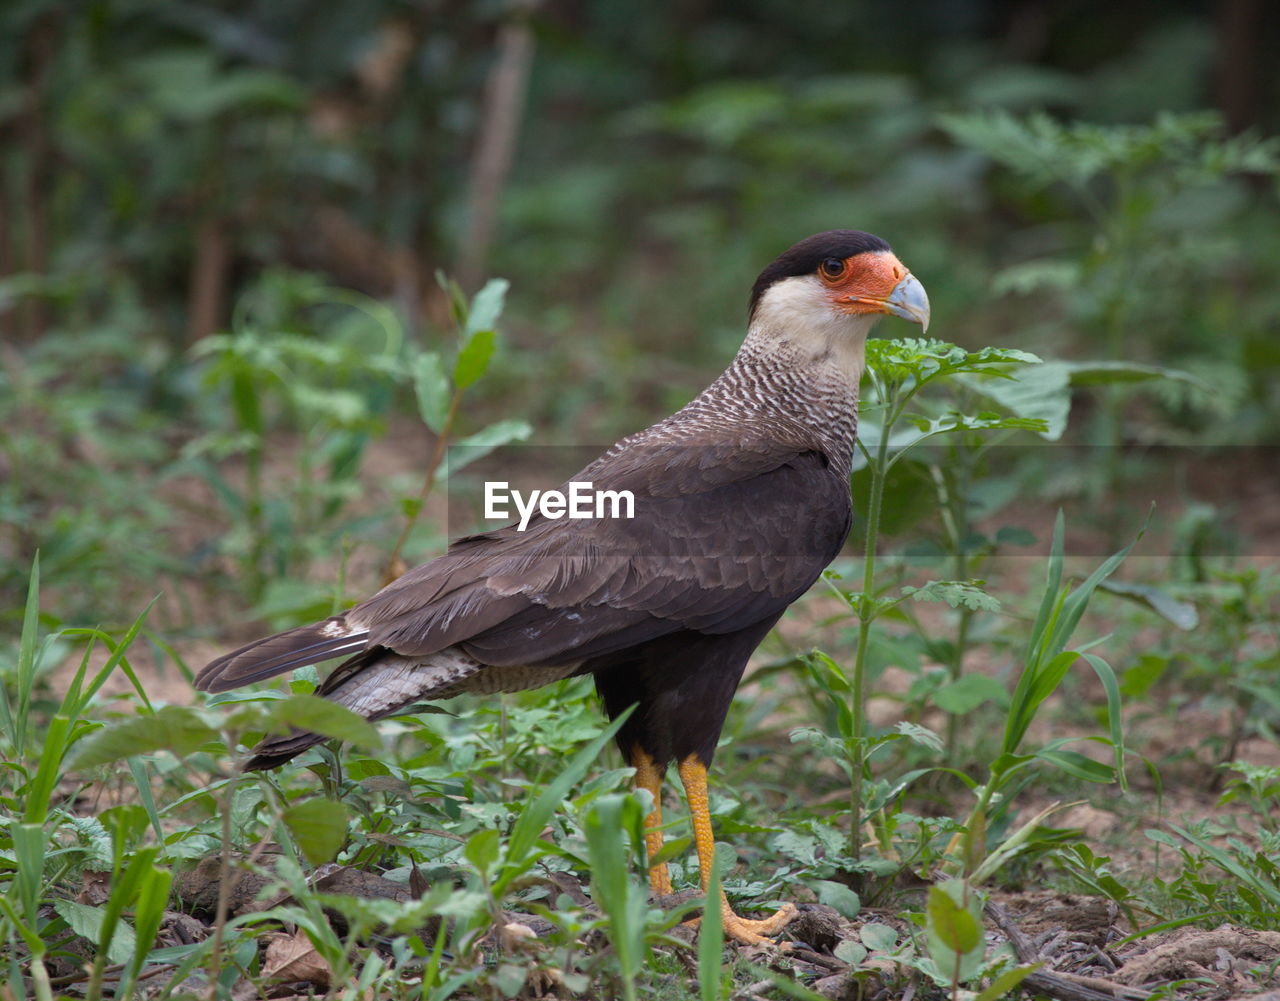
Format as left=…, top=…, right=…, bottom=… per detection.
left=745, top=230, right=930, bottom=380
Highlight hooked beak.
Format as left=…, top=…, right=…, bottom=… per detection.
left=881, top=272, right=930, bottom=333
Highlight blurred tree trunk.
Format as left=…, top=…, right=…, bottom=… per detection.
left=0, top=163, right=14, bottom=343
left=1218, top=0, right=1261, bottom=133
left=187, top=215, right=231, bottom=344
left=187, top=124, right=231, bottom=344
left=457, top=2, right=536, bottom=292
left=19, top=10, right=57, bottom=341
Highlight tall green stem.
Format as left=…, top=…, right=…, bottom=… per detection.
left=945, top=488, right=972, bottom=766
left=849, top=420, right=892, bottom=863
left=246, top=438, right=265, bottom=600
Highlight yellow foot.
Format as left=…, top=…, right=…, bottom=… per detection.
left=687, top=901, right=798, bottom=945
left=721, top=901, right=798, bottom=945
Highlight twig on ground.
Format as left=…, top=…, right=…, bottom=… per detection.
left=986, top=901, right=1153, bottom=1001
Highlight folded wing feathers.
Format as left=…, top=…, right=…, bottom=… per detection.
left=194, top=619, right=369, bottom=692
left=198, top=427, right=846, bottom=771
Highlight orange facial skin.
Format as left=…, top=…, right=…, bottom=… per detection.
left=816, top=249, right=931, bottom=331
left=819, top=248, right=911, bottom=311
left=818, top=250, right=910, bottom=315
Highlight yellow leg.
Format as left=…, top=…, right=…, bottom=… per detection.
left=631, top=747, right=673, bottom=895
left=677, top=756, right=797, bottom=945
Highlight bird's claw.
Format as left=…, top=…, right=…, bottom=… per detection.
left=686, top=901, right=798, bottom=946
left=722, top=902, right=799, bottom=945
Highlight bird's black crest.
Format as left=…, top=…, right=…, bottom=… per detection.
left=748, top=230, right=892, bottom=320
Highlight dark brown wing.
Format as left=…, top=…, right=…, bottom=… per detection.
left=195, top=429, right=850, bottom=693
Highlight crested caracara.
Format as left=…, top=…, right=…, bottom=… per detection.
left=195, top=230, right=930, bottom=944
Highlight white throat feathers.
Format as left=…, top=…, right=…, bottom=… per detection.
left=741, top=273, right=878, bottom=390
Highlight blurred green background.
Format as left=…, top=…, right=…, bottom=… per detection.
left=3, top=0, right=1279, bottom=635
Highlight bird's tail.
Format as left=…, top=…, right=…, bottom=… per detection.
left=195, top=617, right=372, bottom=769
left=194, top=618, right=369, bottom=693
left=244, top=730, right=330, bottom=770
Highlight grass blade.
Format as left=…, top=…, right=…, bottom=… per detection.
left=698, top=851, right=725, bottom=1001
left=14, top=553, right=42, bottom=755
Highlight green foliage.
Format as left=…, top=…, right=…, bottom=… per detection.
left=940, top=108, right=1280, bottom=456
left=281, top=798, right=352, bottom=866
left=386, top=274, right=532, bottom=576
left=1218, top=761, right=1280, bottom=833
left=936, top=110, right=1280, bottom=191
left=182, top=272, right=406, bottom=604
left=802, top=336, right=1149, bottom=915
left=583, top=795, right=651, bottom=1001
left=1146, top=823, right=1280, bottom=929
left=0, top=323, right=183, bottom=629
left=924, top=879, right=985, bottom=986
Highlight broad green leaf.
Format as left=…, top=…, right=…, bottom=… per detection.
left=493, top=964, right=527, bottom=998
left=927, top=882, right=982, bottom=952
left=958, top=364, right=1071, bottom=440
left=464, top=278, right=509, bottom=338
left=803, top=651, right=851, bottom=697
left=903, top=411, right=1049, bottom=437
left=69, top=706, right=218, bottom=770
left=1144, top=829, right=1181, bottom=849
left=860, top=923, right=897, bottom=952
left=933, top=675, right=1008, bottom=715
left=135, top=52, right=305, bottom=120
left=52, top=900, right=137, bottom=966
left=463, top=828, right=501, bottom=875
left=773, top=830, right=819, bottom=866
left=413, top=352, right=451, bottom=433
left=996, top=525, right=1037, bottom=547
left=260, top=694, right=382, bottom=752
left=1120, top=653, right=1172, bottom=698
left=453, top=328, right=496, bottom=390
left=893, top=722, right=945, bottom=753
left=1100, top=580, right=1198, bottom=630
left=834, top=940, right=867, bottom=966
left=282, top=798, right=350, bottom=866
left=443, top=418, right=533, bottom=476
left=965, top=358, right=1213, bottom=444
left=1060, top=360, right=1208, bottom=390
left=812, top=879, right=860, bottom=919
left=925, top=881, right=985, bottom=985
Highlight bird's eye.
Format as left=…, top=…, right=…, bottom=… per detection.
left=820, top=258, right=846, bottom=279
